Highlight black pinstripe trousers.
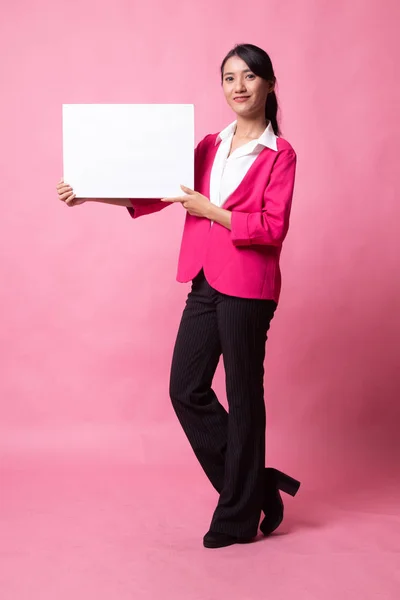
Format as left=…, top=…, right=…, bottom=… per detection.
left=169, top=269, right=277, bottom=538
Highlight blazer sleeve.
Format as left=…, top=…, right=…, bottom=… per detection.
left=126, top=136, right=208, bottom=219
left=126, top=197, right=169, bottom=219
left=230, top=149, right=297, bottom=247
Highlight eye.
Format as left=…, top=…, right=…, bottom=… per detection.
left=246, top=74, right=255, bottom=79
left=224, top=77, right=234, bottom=82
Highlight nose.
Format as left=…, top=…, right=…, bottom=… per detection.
left=233, top=78, right=247, bottom=93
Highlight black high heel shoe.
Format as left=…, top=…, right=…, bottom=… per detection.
left=203, top=530, right=255, bottom=549
left=260, top=468, right=301, bottom=536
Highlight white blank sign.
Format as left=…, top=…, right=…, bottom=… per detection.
left=62, top=104, right=194, bottom=198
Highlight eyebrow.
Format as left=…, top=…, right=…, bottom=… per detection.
left=223, top=69, right=253, bottom=76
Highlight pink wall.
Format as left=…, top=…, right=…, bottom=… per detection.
left=1, top=0, right=399, bottom=490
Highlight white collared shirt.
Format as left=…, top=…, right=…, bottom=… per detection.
left=209, top=120, right=278, bottom=211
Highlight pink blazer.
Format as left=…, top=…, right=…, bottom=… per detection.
left=127, top=132, right=297, bottom=303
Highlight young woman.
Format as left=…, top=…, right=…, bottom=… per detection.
left=56, top=43, right=301, bottom=549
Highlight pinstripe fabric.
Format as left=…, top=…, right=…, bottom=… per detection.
left=169, top=269, right=277, bottom=538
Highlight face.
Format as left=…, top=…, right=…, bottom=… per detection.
left=222, top=55, right=273, bottom=119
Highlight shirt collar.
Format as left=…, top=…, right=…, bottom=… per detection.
left=215, top=120, right=278, bottom=151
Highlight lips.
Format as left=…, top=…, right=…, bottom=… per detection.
left=233, top=96, right=250, bottom=102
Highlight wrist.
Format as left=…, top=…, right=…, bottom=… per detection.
left=206, top=203, right=217, bottom=220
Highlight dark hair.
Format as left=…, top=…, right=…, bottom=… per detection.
left=220, top=43, right=280, bottom=136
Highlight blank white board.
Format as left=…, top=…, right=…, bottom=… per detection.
left=62, top=104, right=194, bottom=198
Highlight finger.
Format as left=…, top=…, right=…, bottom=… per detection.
left=62, top=191, right=75, bottom=202
left=180, top=184, right=195, bottom=194
left=160, top=197, right=185, bottom=203
left=59, top=191, right=73, bottom=201
left=57, top=184, right=72, bottom=193
left=65, top=194, right=76, bottom=205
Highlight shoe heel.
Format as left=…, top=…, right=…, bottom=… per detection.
left=270, top=468, right=301, bottom=497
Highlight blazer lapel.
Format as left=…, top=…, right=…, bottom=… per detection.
left=198, top=135, right=220, bottom=199
left=222, top=146, right=270, bottom=211
left=198, top=135, right=272, bottom=209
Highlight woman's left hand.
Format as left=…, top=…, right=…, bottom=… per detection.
left=161, top=185, right=212, bottom=219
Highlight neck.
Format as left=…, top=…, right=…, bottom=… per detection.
left=234, top=114, right=268, bottom=139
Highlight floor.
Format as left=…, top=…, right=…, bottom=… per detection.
left=1, top=458, right=399, bottom=600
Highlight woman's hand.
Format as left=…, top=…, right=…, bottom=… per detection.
left=161, top=185, right=212, bottom=219
left=56, top=179, right=87, bottom=207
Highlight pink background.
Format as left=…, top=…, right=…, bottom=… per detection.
left=1, top=1, right=399, bottom=598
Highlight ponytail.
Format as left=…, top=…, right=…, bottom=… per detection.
left=265, top=90, right=280, bottom=136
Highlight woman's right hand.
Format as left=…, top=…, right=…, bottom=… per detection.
left=56, top=179, right=87, bottom=207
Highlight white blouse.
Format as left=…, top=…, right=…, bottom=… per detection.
left=209, top=120, right=278, bottom=213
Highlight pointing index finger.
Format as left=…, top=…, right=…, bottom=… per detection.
left=161, top=196, right=185, bottom=203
